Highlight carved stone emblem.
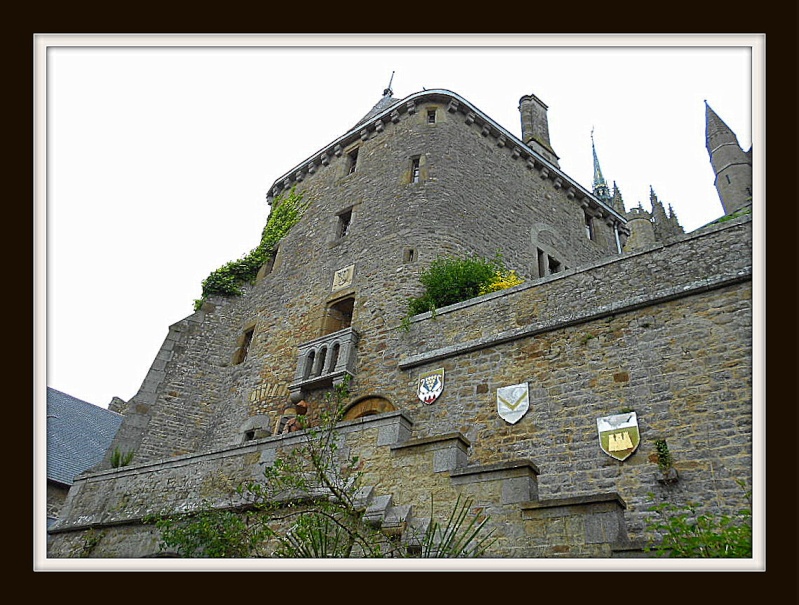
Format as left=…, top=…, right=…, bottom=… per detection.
left=497, top=382, right=529, bottom=424
left=417, top=368, right=444, bottom=405
left=332, top=264, right=355, bottom=292
left=596, top=412, right=640, bottom=461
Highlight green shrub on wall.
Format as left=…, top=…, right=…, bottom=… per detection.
left=645, top=480, right=752, bottom=558
left=194, top=187, right=308, bottom=310
left=407, top=253, right=523, bottom=316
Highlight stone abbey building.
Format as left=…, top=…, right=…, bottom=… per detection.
left=47, top=86, right=753, bottom=559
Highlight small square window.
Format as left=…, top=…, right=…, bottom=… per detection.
left=403, top=247, right=417, bottom=263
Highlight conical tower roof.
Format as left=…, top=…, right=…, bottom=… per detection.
left=705, top=101, right=736, bottom=150
left=353, top=73, right=401, bottom=129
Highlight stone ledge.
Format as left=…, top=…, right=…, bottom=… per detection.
left=399, top=269, right=751, bottom=370
left=449, top=459, right=540, bottom=479
left=390, top=432, right=470, bottom=473
left=450, top=460, right=540, bottom=504
left=520, top=492, right=627, bottom=512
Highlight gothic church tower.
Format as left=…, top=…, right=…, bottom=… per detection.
left=705, top=101, right=752, bottom=215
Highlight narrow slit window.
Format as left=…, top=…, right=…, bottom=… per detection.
left=427, top=109, right=437, bottom=124
left=584, top=212, right=595, bottom=241
left=403, top=247, right=417, bottom=263
left=347, top=148, right=359, bottom=174
left=411, top=157, right=421, bottom=183
left=234, top=326, right=255, bottom=365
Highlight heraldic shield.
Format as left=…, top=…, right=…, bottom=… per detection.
left=497, top=382, right=529, bottom=424
left=418, top=368, right=444, bottom=405
left=596, top=412, right=640, bottom=461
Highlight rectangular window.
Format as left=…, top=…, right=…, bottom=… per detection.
left=403, top=247, right=417, bottom=263
left=347, top=148, right=359, bottom=174
left=336, top=209, right=352, bottom=239
left=537, top=248, right=547, bottom=278
left=584, top=212, right=595, bottom=241
left=234, top=326, right=255, bottom=365
left=322, top=296, right=355, bottom=335
left=411, top=157, right=421, bottom=183
left=427, top=109, right=437, bottom=124
left=537, top=248, right=561, bottom=277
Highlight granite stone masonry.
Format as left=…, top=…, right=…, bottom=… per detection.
left=48, top=88, right=754, bottom=560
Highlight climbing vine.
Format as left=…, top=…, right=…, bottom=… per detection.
left=194, top=187, right=308, bottom=310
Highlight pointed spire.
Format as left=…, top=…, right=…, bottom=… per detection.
left=705, top=100, right=736, bottom=151
left=383, top=71, right=395, bottom=97
left=591, top=129, right=611, bottom=203
left=705, top=100, right=753, bottom=215
left=668, top=203, right=685, bottom=235
left=611, top=181, right=626, bottom=215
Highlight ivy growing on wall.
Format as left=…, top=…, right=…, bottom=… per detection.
left=193, top=187, right=309, bottom=310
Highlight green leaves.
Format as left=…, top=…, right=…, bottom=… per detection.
left=146, top=375, right=495, bottom=559
left=110, top=446, right=134, bottom=468
left=407, top=253, right=510, bottom=316
left=644, top=481, right=752, bottom=558
left=151, top=503, right=274, bottom=558
left=194, top=187, right=308, bottom=309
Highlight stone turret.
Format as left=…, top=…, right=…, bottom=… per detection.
left=622, top=188, right=684, bottom=253
left=705, top=101, right=752, bottom=215
left=518, top=93, right=559, bottom=167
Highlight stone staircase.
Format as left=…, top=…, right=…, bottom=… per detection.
left=354, top=485, right=434, bottom=555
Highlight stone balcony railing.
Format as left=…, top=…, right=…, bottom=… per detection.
left=289, top=327, right=360, bottom=402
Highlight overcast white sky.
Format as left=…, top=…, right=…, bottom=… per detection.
left=39, top=34, right=759, bottom=409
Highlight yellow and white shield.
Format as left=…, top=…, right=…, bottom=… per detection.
left=497, top=383, right=529, bottom=424
left=597, top=412, right=640, bottom=461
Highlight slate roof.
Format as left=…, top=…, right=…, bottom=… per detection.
left=352, top=93, right=400, bottom=129
left=47, top=387, right=124, bottom=486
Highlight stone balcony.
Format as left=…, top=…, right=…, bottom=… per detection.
left=289, top=327, right=360, bottom=402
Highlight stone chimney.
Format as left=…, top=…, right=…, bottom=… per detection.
left=519, top=93, right=559, bottom=168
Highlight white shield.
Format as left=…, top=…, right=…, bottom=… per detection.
left=597, top=412, right=640, bottom=461
left=417, top=369, right=444, bottom=405
left=497, top=383, right=529, bottom=424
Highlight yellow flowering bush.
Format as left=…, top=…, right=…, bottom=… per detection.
left=479, top=270, right=524, bottom=295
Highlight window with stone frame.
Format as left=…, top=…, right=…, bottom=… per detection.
left=336, top=208, right=353, bottom=239
left=584, top=211, right=595, bottom=241
left=347, top=147, right=359, bottom=174
left=537, top=248, right=562, bottom=278
left=233, top=325, right=255, bottom=365
left=411, top=156, right=421, bottom=183
left=322, top=296, right=354, bottom=336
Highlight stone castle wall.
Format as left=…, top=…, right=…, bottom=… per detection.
left=109, top=93, right=626, bottom=463
left=49, top=91, right=752, bottom=559
left=48, top=213, right=752, bottom=558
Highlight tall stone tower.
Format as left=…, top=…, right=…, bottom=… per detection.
left=705, top=101, right=752, bottom=215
